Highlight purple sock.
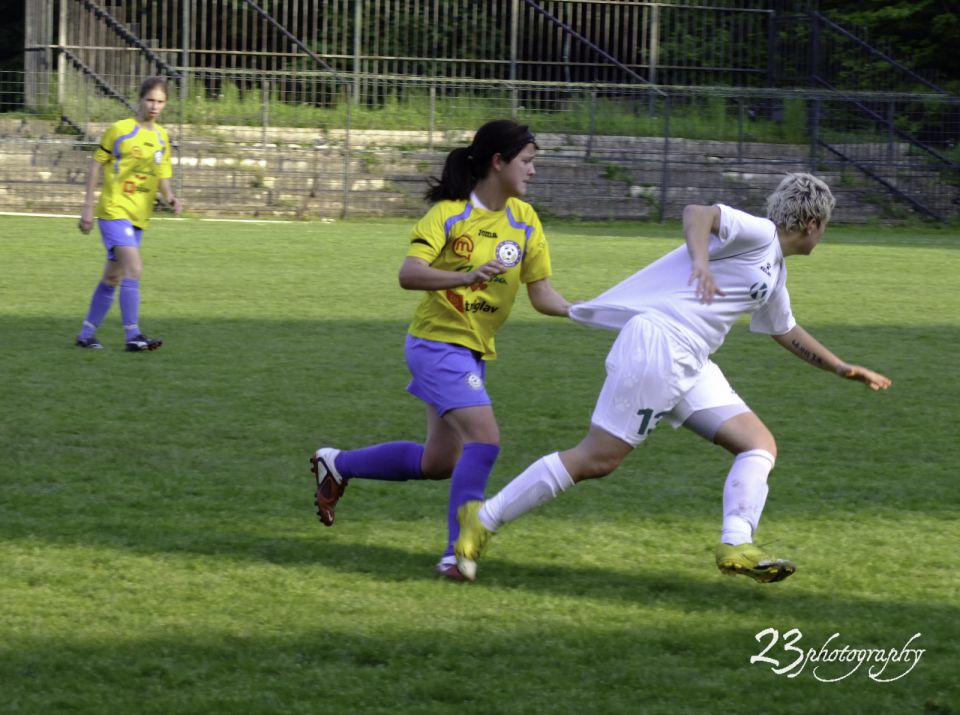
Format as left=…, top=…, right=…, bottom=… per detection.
left=119, top=278, right=141, bottom=339
left=335, top=441, right=425, bottom=481
left=444, top=442, right=500, bottom=557
left=79, top=282, right=116, bottom=339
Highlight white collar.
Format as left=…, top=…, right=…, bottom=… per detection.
left=469, top=191, right=490, bottom=211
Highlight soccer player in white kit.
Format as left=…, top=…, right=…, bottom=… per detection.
left=455, top=173, right=892, bottom=583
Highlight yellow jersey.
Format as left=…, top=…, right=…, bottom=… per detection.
left=93, top=117, right=173, bottom=229
left=406, top=196, right=553, bottom=360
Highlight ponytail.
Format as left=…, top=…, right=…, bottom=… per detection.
left=423, top=147, right=475, bottom=202
left=423, top=119, right=538, bottom=204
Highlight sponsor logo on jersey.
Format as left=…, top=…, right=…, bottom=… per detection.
left=750, top=281, right=768, bottom=300
left=465, top=299, right=499, bottom=314
left=452, top=235, right=474, bottom=259
left=495, top=240, right=521, bottom=267
left=446, top=290, right=465, bottom=313
left=445, top=290, right=499, bottom=315
left=478, top=229, right=498, bottom=238
left=123, top=180, right=137, bottom=194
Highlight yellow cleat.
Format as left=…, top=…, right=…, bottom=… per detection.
left=716, top=542, right=796, bottom=583
left=454, top=501, right=494, bottom=581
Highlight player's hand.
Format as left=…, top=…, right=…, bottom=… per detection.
left=836, top=363, right=892, bottom=391
left=168, top=196, right=183, bottom=215
left=78, top=211, right=94, bottom=234
left=688, top=263, right=725, bottom=304
left=465, top=260, right=507, bottom=286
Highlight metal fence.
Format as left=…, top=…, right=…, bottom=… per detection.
left=8, top=0, right=959, bottom=222
left=3, top=68, right=958, bottom=223
left=24, top=0, right=788, bottom=106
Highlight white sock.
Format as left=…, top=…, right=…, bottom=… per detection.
left=479, top=452, right=575, bottom=531
left=720, top=449, right=775, bottom=545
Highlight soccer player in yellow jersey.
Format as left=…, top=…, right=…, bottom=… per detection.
left=311, top=120, right=573, bottom=579
left=75, top=76, right=182, bottom=351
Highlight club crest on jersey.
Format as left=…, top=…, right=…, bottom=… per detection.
left=750, top=281, right=768, bottom=301
left=465, top=372, right=484, bottom=390
left=495, top=240, right=521, bottom=267
left=154, top=150, right=164, bottom=164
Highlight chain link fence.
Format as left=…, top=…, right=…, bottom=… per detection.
left=3, top=67, right=958, bottom=223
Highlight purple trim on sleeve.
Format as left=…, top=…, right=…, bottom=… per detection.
left=443, top=202, right=474, bottom=240
left=112, top=125, right=140, bottom=175
left=505, top=205, right=534, bottom=257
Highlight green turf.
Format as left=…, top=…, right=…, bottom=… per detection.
left=0, top=215, right=957, bottom=714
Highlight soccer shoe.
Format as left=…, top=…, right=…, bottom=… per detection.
left=75, top=336, right=103, bottom=349
left=311, top=447, right=346, bottom=527
left=125, top=334, right=163, bottom=352
left=716, top=542, right=796, bottom=583
left=435, top=557, right=469, bottom=582
left=454, top=500, right=493, bottom=582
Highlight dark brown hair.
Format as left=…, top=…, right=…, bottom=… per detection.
left=138, top=76, right=169, bottom=99
left=424, top=119, right=537, bottom=203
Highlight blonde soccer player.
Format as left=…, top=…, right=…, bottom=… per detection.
left=310, top=119, right=573, bottom=580
left=75, top=75, right=182, bottom=351
left=455, top=173, right=892, bottom=583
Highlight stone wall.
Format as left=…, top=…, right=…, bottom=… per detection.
left=0, top=119, right=932, bottom=223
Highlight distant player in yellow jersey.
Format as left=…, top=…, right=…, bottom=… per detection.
left=75, top=76, right=183, bottom=351
left=310, top=119, right=573, bottom=579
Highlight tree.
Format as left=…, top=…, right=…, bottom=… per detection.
left=819, top=0, right=959, bottom=89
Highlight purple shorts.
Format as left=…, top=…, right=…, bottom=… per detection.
left=98, top=218, right=143, bottom=261
left=404, top=335, right=491, bottom=416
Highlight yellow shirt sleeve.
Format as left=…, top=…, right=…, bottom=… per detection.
left=515, top=202, right=552, bottom=284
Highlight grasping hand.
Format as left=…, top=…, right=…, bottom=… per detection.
left=836, top=363, right=892, bottom=391
left=465, top=259, right=508, bottom=286
left=688, top=263, right=726, bottom=304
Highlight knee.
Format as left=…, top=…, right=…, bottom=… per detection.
left=755, top=437, right=777, bottom=461
left=572, top=449, right=625, bottom=482
left=736, top=445, right=778, bottom=469
left=420, top=454, right=457, bottom=480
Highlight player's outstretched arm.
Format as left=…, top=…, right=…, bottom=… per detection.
left=772, top=324, right=892, bottom=391
left=526, top=277, right=572, bottom=317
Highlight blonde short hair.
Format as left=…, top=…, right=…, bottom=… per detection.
left=765, top=173, right=835, bottom=233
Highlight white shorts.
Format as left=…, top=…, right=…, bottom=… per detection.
left=591, top=315, right=747, bottom=447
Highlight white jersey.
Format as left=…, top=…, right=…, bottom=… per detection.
left=570, top=204, right=796, bottom=363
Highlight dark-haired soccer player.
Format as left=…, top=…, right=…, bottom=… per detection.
left=75, top=75, right=182, bottom=351
left=311, top=119, right=573, bottom=580
left=456, top=173, right=892, bottom=583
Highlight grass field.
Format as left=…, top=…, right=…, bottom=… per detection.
left=1, top=214, right=957, bottom=714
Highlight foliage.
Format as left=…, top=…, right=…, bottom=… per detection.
left=821, top=0, right=960, bottom=91
left=174, top=82, right=822, bottom=144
